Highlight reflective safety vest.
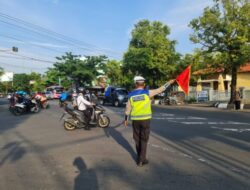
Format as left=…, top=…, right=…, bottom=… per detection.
left=129, top=89, right=152, bottom=120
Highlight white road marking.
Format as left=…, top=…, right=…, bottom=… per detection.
left=180, top=121, right=250, bottom=126
left=211, top=126, right=250, bottom=133
left=153, top=112, right=250, bottom=133
left=187, top=116, right=207, bottom=120
left=181, top=122, right=206, bottom=125
left=148, top=142, right=248, bottom=177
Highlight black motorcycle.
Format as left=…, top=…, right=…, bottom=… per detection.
left=13, top=98, right=40, bottom=115
left=61, top=105, right=110, bottom=130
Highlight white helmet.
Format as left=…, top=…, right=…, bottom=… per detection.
left=134, top=76, right=145, bottom=83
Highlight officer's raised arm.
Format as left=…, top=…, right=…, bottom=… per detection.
left=149, top=79, right=175, bottom=98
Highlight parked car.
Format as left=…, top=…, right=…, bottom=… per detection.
left=99, top=87, right=128, bottom=107
left=86, top=86, right=105, bottom=97
left=45, top=91, right=54, bottom=100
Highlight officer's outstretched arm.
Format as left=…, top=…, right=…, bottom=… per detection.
left=149, top=79, right=175, bottom=98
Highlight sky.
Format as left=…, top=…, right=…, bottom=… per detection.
left=0, top=0, right=213, bottom=73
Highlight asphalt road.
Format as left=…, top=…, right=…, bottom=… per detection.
left=0, top=98, right=249, bottom=190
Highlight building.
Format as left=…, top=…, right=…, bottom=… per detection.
left=192, top=63, right=250, bottom=102
left=0, top=72, right=14, bottom=82
left=193, top=63, right=250, bottom=91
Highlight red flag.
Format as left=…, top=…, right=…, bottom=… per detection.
left=176, top=65, right=191, bottom=95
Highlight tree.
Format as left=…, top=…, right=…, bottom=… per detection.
left=105, top=60, right=124, bottom=86
left=29, top=72, right=45, bottom=92
left=175, top=51, right=206, bottom=86
left=53, top=52, right=108, bottom=88
left=44, top=68, right=68, bottom=88
left=123, top=20, right=180, bottom=87
left=0, top=67, right=4, bottom=92
left=189, top=0, right=250, bottom=103
left=13, top=73, right=31, bottom=92
left=0, top=67, right=3, bottom=76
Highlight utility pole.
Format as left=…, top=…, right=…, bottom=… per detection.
left=59, top=77, right=61, bottom=86
left=0, top=47, right=18, bottom=93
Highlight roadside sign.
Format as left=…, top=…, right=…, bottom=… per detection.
left=197, top=91, right=208, bottom=102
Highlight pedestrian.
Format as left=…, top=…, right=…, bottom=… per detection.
left=124, top=76, right=175, bottom=167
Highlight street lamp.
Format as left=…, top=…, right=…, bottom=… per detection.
left=0, top=46, right=18, bottom=52
left=12, top=46, right=18, bottom=52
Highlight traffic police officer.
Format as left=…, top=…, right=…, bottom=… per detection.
left=124, top=76, right=175, bottom=166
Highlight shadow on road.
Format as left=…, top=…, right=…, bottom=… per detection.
left=73, top=157, right=98, bottom=190
left=103, top=122, right=137, bottom=163
left=0, top=141, right=26, bottom=167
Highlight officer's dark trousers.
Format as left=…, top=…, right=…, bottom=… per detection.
left=132, top=119, right=150, bottom=162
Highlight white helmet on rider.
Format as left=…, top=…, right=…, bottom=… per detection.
left=78, top=87, right=85, bottom=96
left=134, top=76, right=146, bottom=84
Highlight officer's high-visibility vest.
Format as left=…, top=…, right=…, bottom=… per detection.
left=129, top=89, right=152, bottom=120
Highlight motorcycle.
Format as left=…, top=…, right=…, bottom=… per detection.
left=36, top=99, right=49, bottom=109
left=159, top=96, right=177, bottom=105
left=61, top=104, right=110, bottom=130
left=13, top=98, right=40, bottom=115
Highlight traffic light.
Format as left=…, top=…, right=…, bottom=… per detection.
left=12, top=46, right=18, bottom=52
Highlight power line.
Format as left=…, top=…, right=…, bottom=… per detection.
left=0, top=12, right=122, bottom=58
left=0, top=18, right=118, bottom=59
left=0, top=34, right=66, bottom=54
left=0, top=52, right=55, bottom=64
left=0, top=61, right=48, bottom=70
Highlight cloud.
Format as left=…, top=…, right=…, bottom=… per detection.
left=163, top=0, right=213, bottom=35
left=167, top=0, right=212, bottom=17
left=29, top=41, right=67, bottom=49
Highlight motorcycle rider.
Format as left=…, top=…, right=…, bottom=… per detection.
left=34, top=92, right=47, bottom=108
left=77, top=88, right=94, bottom=130
left=59, top=89, right=68, bottom=107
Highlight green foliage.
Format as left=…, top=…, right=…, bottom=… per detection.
left=123, top=19, right=180, bottom=87
left=9, top=72, right=46, bottom=93
left=176, top=51, right=206, bottom=85
left=105, top=60, right=123, bottom=86
left=189, top=0, right=250, bottom=102
left=13, top=73, right=31, bottom=92
left=0, top=82, right=4, bottom=92
left=0, top=67, right=3, bottom=76
left=186, top=97, right=197, bottom=103
left=29, top=72, right=45, bottom=92
left=52, top=52, right=108, bottom=87
left=44, top=68, right=70, bottom=88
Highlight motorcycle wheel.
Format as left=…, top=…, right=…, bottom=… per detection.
left=114, top=100, right=120, bottom=107
left=97, top=115, right=110, bottom=128
left=99, top=99, right=105, bottom=105
left=32, top=106, right=40, bottom=113
left=170, top=100, right=177, bottom=105
left=14, top=107, right=23, bottom=116
left=64, top=119, right=76, bottom=131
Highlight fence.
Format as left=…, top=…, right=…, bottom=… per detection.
left=187, top=90, right=231, bottom=102
left=242, top=90, right=250, bottom=103
left=209, top=90, right=231, bottom=101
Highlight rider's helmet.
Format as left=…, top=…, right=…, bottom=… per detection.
left=77, top=87, right=85, bottom=95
